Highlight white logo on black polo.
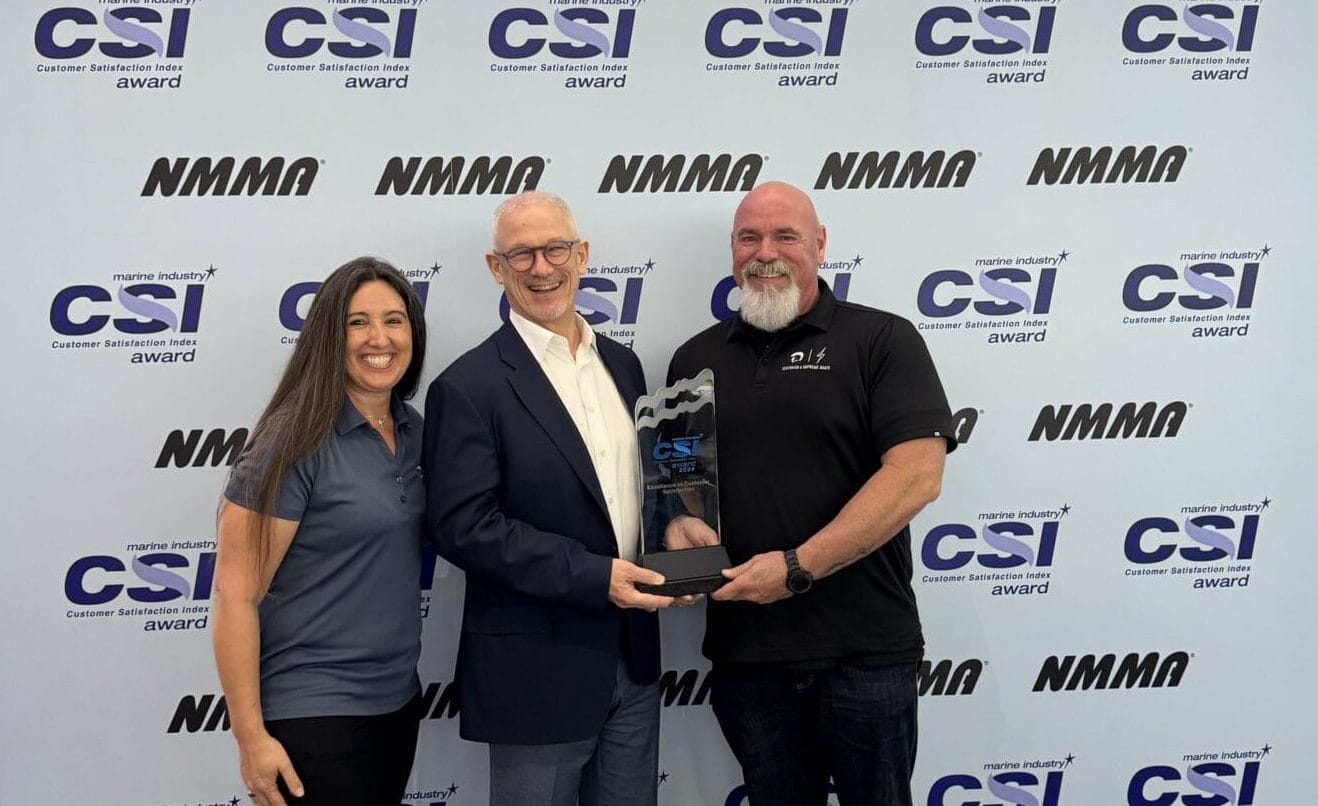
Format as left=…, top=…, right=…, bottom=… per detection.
left=783, top=346, right=830, bottom=371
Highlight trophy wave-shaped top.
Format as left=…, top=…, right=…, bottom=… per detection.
left=634, top=368, right=715, bottom=431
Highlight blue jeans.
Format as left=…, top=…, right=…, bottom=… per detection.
left=711, top=660, right=918, bottom=806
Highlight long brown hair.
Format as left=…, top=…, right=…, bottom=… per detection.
left=231, top=256, right=427, bottom=566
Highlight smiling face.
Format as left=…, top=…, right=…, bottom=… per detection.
left=486, top=197, right=588, bottom=339
left=731, top=182, right=827, bottom=329
left=343, top=279, right=412, bottom=400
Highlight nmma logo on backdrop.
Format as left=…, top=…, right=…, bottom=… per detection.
left=488, top=5, right=634, bottom=89
left=914, top=3, right=1056, bottom=83
left=1027, top=145, right=1187, bottom=186
left=656, top=659, right=984, bottom=707
left=142, top=157, right=319, bottom=197
left=156, top=428, right=247, bottom=468
left=914, top=249, right=1062, bottom=344
left=33, top=5, right=189, bottom=89
left=919, top=506, right=1066, bottom=597
left=1029, top=401, right=1187, bottom=441
left=704, top=5, right=848, bottom=87
left=1122, top=246, right=1264, bottom=338
left=1121, top=3, right=1259, bottom=80
left=265, top=4, right=417, bottom=89
left=49, top=265, right=215, bottom=364
left=1033, top=651, right=1189, bottom=692
left=376, top=156, right=545, bottom=196
left=814, top=150, right=976, bottom=190
left=167, top=680, right=460, bottom=734
left=1124, top=498, right=1268, bottom=591
left=280, top=264, right=441, bottom=343
left=598, top=153, right=762, bottom=194
left=1129, top=745, right=1270, bottom=806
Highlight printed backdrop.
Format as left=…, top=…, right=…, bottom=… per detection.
left=3, top=1, right=1315, bottom=804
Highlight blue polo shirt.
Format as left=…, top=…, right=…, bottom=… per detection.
left=225, top=395, right=425, bottom=720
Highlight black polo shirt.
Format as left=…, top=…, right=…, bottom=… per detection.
left=668, top=280, right=955, bottom=666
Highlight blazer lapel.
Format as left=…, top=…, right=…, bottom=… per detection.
left=494, top=323, right=610, bottom=518
left=597, top=337, right=643, bottom=415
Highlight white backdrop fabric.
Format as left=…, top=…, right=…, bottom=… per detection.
left=3, top=1, right=1316, bottom=804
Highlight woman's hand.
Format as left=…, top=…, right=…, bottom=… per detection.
left=239, top=731, right=304, bottom=806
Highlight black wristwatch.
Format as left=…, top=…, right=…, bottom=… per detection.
left=784, top=549, right=814, bottom=595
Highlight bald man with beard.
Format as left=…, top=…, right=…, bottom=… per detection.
left=665, top=181, right=957, bottom=806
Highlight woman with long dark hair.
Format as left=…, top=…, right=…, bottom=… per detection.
left=212, top=257, right=428, bottom=806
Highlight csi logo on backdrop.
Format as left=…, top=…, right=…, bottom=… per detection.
left=34, top=5, right=190, bottom=89
left=1122, top=247, right=1265, bottom=338
left=64, top=545, right=216, bottom=632
left=919, top=506, right=1067, bottom=597
left=49, top=265, right=215, bottom=364
left=1129, top=745, right=1270, bottom=806
left=1124, top=498, right=1268, bottom=591
left=704, top=5, right=848, bottom=87
left=914, top=249, right=1063, bottom=344
left=709, top=257, right=855, bottom=323
left=496, top=257, right=655, bottom=349
left=488, top=6, right=635, bottom=89
left=914, top=3, right=1056, bottom=84
left=1121, top=3, right=1259, bottom=81
left=280, top=264, right=439, bottom=342
left=265, top=4, right=417, bottom=89
left=927, top=756, right=1072, bottom=806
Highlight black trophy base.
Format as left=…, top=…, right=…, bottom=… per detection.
left=637, top=545, right=731, bottom=596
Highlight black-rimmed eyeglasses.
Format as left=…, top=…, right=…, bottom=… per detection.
left=494, top=240, right=580, bottom=272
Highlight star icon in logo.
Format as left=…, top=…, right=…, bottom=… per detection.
left=852, top=254, right=863, bottom=268
left=1259, top=244, right=1271, bottom=258
left=443, top=782, right=459, bottom=797
left=644, top=258, right=656, bottom=271
left=1064, top=753, right=1076, bottom=766
left=429, top=262, right=443, bottom=277
left=1060, top=503, right=1071, bottom=516
left=1260, top=744, right=1271, bottom=757
left=1057, top=250, right=1069, bottom=263
left=658, top=770, right=670, bottom=784
left=205, top=264, right=218, bottom=280
left=228, top=797, right=241, bottom=806
left=1260, top=497, right=1271, bottom=509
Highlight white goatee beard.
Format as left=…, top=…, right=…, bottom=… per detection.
left=739, top=260, right=801, bottom=332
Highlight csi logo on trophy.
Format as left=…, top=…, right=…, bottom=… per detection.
left=634, top=368, right=730, bottom=595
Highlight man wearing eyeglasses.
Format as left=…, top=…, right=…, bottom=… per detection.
left=423, top=191, right=675, bottom=806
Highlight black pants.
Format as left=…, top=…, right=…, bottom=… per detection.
left=264, top=693, right=423, bottom=806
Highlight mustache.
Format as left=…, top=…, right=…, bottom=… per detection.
left=742, top=259, right=791, bottom=278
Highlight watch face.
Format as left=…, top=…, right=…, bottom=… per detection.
left=788, top=572, right=812, bottom=594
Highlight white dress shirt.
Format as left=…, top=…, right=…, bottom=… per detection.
left=508, top=311, right=641, bottom=562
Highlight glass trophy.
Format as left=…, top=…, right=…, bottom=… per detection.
left=634, top=368, right=730, bottom=596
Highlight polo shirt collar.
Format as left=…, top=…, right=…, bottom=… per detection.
left=336, top=393, right=412, bottom=435
left=728, top=278, right=837, bottom=341
left=508, top=308, right=597, bottom=361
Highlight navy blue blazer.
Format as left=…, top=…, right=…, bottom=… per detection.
left=423, top=322, right=660, bottom=744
